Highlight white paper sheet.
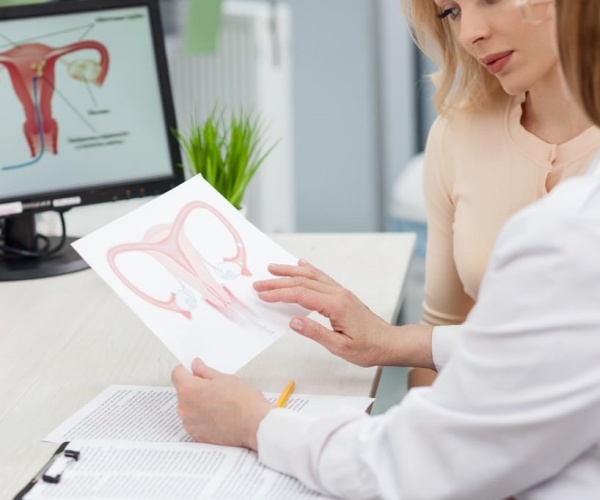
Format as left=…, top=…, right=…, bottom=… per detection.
left=44, top=385, right=374, bottom=444
left=23, top=440, right=335, bottom=499
left=72, top=175, right=307, bottom=373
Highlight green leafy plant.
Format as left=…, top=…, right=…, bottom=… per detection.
left=174, top=108, right=277, bottom=210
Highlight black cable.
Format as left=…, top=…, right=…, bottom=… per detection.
left=0, top=211, right=67, bottom=259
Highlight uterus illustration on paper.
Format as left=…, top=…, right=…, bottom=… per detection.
left=107, top=201, right=275, bottom=336
left=0, top=37, right=109, bottom=171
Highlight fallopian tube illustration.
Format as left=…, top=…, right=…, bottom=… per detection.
left=0, top=41, right=109, bottom=168
left=107, top=201, right=264, bottom=328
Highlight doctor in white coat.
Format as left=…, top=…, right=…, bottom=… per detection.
left=171, top=1, right=600, bottom=498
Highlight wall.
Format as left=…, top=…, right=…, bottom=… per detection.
left=234, top=0, right=418, bottom=232
left=286, top=0, right=418, bottom=231
left=288, top=0, right=380, bottom=231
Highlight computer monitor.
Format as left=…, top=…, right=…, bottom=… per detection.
left=0, top=0, right=183, bottom=281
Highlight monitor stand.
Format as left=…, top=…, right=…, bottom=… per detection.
left=0, top=237, right=89, bottom=281
left=0, top=213, right=89, bottom=281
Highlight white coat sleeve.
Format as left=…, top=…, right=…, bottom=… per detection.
left=256, top=201, right=600, bottom=500
left=431, top=324, right=463, bottom=370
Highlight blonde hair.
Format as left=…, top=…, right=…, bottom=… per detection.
left=556, top=0, right=600, bottom=126
left=400, top=0, right=504, bottom=115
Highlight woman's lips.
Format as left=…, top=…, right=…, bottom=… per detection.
left=480, top=51, right=514, bottom=75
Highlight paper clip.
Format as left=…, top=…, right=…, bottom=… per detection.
left=42, top=446, right=81, bottom=484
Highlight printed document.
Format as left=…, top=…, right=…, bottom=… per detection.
left=23, top=385, right=372, bottom=499
left=44, top=385, right=374, bottom=443
left=23, top=440, right=336, bottom=499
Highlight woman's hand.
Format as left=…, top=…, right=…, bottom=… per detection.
left=171, top=358, right=273, bottom=450
left=253, top=260, right=398, bottom=367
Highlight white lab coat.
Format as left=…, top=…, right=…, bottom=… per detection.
left=256, top=159, right=600, bottom=499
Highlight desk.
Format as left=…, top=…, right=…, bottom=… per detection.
left=0, top=232, right=414, bottom=498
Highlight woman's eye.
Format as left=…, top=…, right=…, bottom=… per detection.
left=437, top=6, right=460, bottom=20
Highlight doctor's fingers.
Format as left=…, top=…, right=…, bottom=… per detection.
left=257, top=282, right=340, bottom=310
left=171, top=364, right=218, bottom=401
left=259, top=285, right=358, bottom=319
left=171, top=364, right=194, bottom=388
left=267, top=261, right=341, bottom=286
left=191, top=358, right=221, bottom=380
left=172, top=369, right=207, bottom=414
left=254, top=274, right=340, bottom=296
left=293, top=316, right=344, bottom=349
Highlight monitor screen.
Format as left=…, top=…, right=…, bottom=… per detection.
left=0, top=0, right=183, bottom=281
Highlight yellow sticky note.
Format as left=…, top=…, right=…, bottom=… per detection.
left=184, top=0, right=222, bottom=53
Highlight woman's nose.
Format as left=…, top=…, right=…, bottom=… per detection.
left=458, top=7, right=492, bottom=48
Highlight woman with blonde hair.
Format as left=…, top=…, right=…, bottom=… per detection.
left=172, top=0, right=600, bottom=497
left=403, top=0, right=600, bottom=388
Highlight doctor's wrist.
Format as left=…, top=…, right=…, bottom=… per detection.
left=243, top=402, right=275, bottom=452
left=379, top=324, right=435, bottom=370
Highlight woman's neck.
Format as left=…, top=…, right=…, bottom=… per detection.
left=521, top=70, right=592, bottom=144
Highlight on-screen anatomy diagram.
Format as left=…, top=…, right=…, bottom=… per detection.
left=0, top=27, right=109, bottom=171
left=107, top=201, right=275, bottom=335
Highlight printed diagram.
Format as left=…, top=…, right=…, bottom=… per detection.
left=0, top=31, right=109, bottom=171
left=107, top=201, right=275, bottom=335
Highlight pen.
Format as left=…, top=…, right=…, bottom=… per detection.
left=275, top=380, right=295, bottom=408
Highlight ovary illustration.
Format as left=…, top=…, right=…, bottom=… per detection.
left=107, top=201, right=258, bottom=324
left=0, top=40, right=109, bottom=169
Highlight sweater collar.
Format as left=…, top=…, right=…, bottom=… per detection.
left=506, top=94, right=600, bottom=166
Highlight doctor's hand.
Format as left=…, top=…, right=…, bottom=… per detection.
left=171, top=358, right=273, bottom=451
left=253, top=260, right=401, bottom=367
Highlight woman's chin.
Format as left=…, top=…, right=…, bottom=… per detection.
left=497, top=79, right=529, bottom=97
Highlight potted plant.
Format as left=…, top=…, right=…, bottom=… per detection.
left=174, top=108, right=277, bottom=210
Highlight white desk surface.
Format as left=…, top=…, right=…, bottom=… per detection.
left=0, top=232, right=414, bottom=498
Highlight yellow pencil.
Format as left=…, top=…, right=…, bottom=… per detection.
left=275, top=380, right=295, bottom=408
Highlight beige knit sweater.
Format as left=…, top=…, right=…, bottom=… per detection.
left=422, top=93, right=600, bottom=326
